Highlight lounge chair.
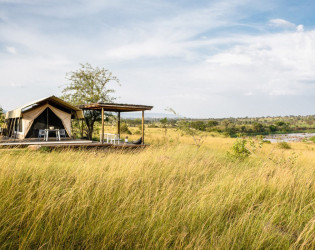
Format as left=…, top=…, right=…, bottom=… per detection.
left=132, top=137, right=142, bottom=145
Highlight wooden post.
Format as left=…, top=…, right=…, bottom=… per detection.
left=142, top=110, right=144, bottom=145
left=117, top=112, right=121, bottom=139
left=8, top=119, right=13, bottom=137
left=101, top=107, right=104, bottom=144
left=12, top=118, right=17, bottom=139
left=81, top=119, right=84, bottom=138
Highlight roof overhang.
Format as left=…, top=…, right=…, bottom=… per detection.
left=78, top=103, right=153, bottom=112
left=5, top=96, right=84, bottom=119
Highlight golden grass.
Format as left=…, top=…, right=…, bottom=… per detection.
left=0, top=128, right=314, bottom=249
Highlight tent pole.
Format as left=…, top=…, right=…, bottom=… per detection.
left=8, top=119, right=13, bottom=137
left=12, top=118, right=17, bottom=140
left=46, top=108, right=49, bottom=130
left=81, top=119, right=84, bottom=138
left=117, top=112, right=120, bottom=139
left=101, top=107, right=104, bottom=144
left=142, top=111, right=144, bottom=145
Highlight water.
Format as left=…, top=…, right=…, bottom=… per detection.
left=264, top=133, right=315, bottom=143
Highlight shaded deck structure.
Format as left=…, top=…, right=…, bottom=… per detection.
left=78, top=103, right=153, bottom=145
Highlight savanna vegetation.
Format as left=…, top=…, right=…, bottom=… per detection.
left=132, top=115, right=315, bottom=139
left=1, top=128, right=315, bottom=249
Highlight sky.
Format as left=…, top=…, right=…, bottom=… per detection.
left=1, top=0, right=315, bottom=118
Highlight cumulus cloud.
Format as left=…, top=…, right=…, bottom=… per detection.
left=6, top=46, right=17, bottom=54
left=0, top=0, right=315, bottom=117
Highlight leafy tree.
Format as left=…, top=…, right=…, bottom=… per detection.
left=275, top=121, right=286, bottom=127
left=269, top=124, right=277, bottom=132
left=191, top=121, right=206, bottom=131
left=0, top=106, right=4, bottom=126
left=160, top=117, right=168, bottom=136
left=62, top=63, right=119, bottom=139
left=120, top=122, right=132, bottom=135
left=178, top=120, right=206, bottom=148
left=253, top=122, right=264, bottom=133
left=207, top=120, right=219, bottom=127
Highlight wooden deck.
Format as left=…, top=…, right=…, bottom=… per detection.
left=0, top=139, right=147, bottom=150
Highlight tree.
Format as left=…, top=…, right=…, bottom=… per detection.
left=207, top=120, right=219, bottom=127
left=178, top=120, right=206, bottom=148
left=160, top=117, right=168, bottom=136
left=253, top=122, right=264, bottom=133
left=0, top=106, right=4, bottom=125
left=62, top=63, right=119, bottom=139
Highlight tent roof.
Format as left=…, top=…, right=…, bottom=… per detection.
left=78, top=103, right=153, bottom=112
left=5, top=96, right=84, bottom=119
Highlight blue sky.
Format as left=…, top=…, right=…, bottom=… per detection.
left=1, top=0, right=315, bottom=118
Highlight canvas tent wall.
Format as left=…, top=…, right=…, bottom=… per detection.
left=5, top=96, right=84, bottom=139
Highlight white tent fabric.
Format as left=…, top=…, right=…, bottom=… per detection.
left=22, top=104, right=71, bottom=139
left=5, top=95, right=84, bottom=119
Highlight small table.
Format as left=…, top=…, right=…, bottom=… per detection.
left=45, top=129, right=61, bottom=141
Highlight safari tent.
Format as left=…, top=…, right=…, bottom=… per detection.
left=5, top=96, right=84, bottom=139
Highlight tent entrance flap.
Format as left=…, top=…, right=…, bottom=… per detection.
left=25, top=107, right=69, bottom=138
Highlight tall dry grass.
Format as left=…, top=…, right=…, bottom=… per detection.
left=0, top=129, right=314, bottom=249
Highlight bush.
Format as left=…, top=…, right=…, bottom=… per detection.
left=309, top=136, right=315, bottom=143
left=228, top=138, right=251, bottom=160
left=277, top=142, right=291, bottom=149
left=121, top=122, right=132, bottom=134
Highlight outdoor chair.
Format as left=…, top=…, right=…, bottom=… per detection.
left=110, top=134, right=121, bottom=145
left=38, top=129, right=46, bottom=141
left=132, top=137, right=142, bottom=145
left=59, top=129, right=67, bottom=139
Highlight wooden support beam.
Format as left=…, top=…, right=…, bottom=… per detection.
left=101, top=107, right=104, bottom=144
left=117, top=112, right=121, bottom=139
left=11, top=118, right=17, bottom=140
left=142, top=110, right=144, bottom=145
left=81, top=119, right=84, bottom=138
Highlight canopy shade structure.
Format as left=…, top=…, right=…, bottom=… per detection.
left=78, top=103, right=153, bottom=112
left=4, top=96, right=84, bottom=140
left=78, top=102, right=153, bottom=145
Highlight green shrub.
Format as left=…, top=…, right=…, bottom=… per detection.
left=228, top=138, right=251, bottom=160
left=309, top=136, right=315, bottom=143
left=121, top=122, right=132, bottom=134
left=277, top=141, right=291, bottom=149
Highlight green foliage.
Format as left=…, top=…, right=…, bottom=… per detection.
left=228, top=135, right=263, bottom=160
left=190, top=121, right=206, bottom=131
left=207, top=120, right=219, bottom=127
left=0, top=106, right=4, bottom=125
left=269, top=124, right=277, bottom=132
left=277, top=142, right=291, bottom=149
left=253, top=122, right=264, bottom=132
left=160, top=117, right=168, bottom=125
left=160, top=117, right=168, bottom=136
left=120, top=122, right=132, bottom=135
left=61, top=63, right=119, bottom=139
left=228, top=138, right=251, bottom=160
left=309, top=136, right=315, bottom=143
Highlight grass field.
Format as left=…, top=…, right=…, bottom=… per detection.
left=0, top=128, right=315, bottom=249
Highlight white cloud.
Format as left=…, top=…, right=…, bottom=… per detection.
left=6, top=46, right=17, bottom=54
left=0, top=0, right=315, bottom=117
left=269, top=18, right=296, bottom=29
left=296, top=24, right=304, bottom=32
